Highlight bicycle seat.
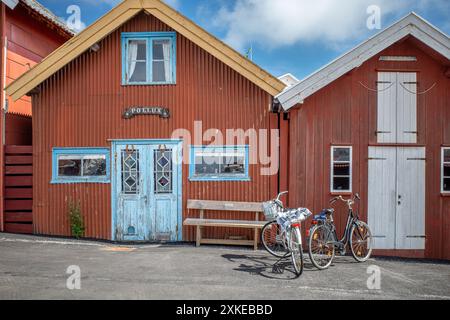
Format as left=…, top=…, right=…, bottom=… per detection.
left=314, top=209, right=334, bottom=221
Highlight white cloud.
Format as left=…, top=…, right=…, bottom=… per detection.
left=211, top=0, right=442, bottom=51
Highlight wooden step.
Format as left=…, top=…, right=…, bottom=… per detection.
left=4, top=212, right=33, bottom=223
left=5, top=156, right=33, bottom=165
left=5, top=188, right=33, bottom=199
left=5, top=176, right=32, bottom=187
left=5, top=145, right=32, bottom=154
left=4, top=223, right=33, bottom=234
left=5, top=200, right=33, bottom=211
left=5, top=165, right=33, bottom=175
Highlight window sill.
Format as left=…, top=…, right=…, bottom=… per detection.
left=441, top=193, right=450, bottom=197
left=189, top=177, right=251, bottom=182
left=51, top=179, right=111, bottom=185
left=330, top=191, right=353, bottom=196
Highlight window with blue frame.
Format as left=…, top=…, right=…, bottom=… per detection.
left=121, top=32, right=176, bottom=85
left=52, top=148, right=111, bottom=184
left=189, top=146, right=250, bottom=181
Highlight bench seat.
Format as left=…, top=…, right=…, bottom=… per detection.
left=184, top=218, right=267, bottom=229
left=184, top=200, right=266, bottom=250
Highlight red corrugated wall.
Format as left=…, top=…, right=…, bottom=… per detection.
left=32, top=12, right=278, bottom=241
left=286, top=37, right=450, bottom=260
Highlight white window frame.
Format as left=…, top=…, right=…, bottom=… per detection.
left=331, top=146, right=353, bottom=193
left=442, top=147, right=450, bottom=194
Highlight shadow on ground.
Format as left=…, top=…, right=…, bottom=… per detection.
left=222, top=253, right=320, bottom=280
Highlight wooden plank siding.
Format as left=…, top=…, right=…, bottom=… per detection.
left=3, top=145, right=33, bottom=233
left=31, top=12, right=278, bottom=241
left=285, top=38, right=450, bottom=260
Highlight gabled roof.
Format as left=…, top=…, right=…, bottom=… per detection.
left=6, top=0, right=285, bottom=101
left=20, top=0, right=75, bottom=36
left=277, top=12, right=450, bottom=111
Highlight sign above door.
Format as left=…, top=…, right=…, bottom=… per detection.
left=123, top=107, right=170, bottom=120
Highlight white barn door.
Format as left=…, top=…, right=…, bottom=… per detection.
left=368, top=147, right=397, bottom=249
left=377, top=73, right=397, bottom=143
left=377, top=72, right=417, bottom=144
left=368, top=147, right=426, bottom=250
left=396, top=73, right=418, bottom=144
left=396, top=147, right=426, bottom=250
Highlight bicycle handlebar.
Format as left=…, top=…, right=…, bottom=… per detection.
left=330, top=193, right=360, bottom=207
left=274, top=191, right=288, bottom=208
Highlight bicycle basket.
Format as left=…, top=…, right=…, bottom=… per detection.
left=262, top=201, right=280, bottom=220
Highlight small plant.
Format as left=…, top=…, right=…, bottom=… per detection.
left=68, top=200, right=85, bottom=239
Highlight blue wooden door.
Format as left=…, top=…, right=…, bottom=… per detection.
left=115, top=145, right=150, bottom=241
left=149, top=145, right=180, bottom=241
left=114, top=142, right=181, bottom=241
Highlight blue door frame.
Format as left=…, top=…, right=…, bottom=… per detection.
left=111, top=139, right=183, bottom=241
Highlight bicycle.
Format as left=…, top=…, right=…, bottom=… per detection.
left=307, top=193, right=373, bottom=270
left=261, top=192, right=312, bottom=277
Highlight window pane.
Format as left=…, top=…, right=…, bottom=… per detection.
left=444, top=178, right=450, bottom=192
left=333, top=148, right=350, bottom=162
left=333, top=163, right=350, bottom=176
left=153, top=41, right=165, bottom=60
left=333, top=177, right=350, bottom=191
left=122, top=150, right=140, bottom=194
left=154, top=150, right=173, bottom=194
left=152, top=61, right=166, bottom=82
left=58, top=156, right=81, bottom=177
left=83, top=156, right=107, bottom=177
left=152, top=39, right=171, bottom=83
left=131, top=40, right=147, bottom=60
left=221, top=155, right=245, bottom=175
left=444, top=163, right=450, bottom=177
left=195, top=155, right=220, bottom=175
left=444, top=149, right=450, bottom=163
left=129, top=61, right=146, bottom=83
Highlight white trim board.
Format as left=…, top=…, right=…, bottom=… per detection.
left=276, top=12, right=450, bottom=111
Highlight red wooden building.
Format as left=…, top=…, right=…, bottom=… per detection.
left=6, top=0, right=285, bottom=242
left=0, top=0, right=73, bottom=233
left=276, top=13, right=450, bottom=260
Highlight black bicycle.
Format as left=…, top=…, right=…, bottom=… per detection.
left=307, top=194, right=373, bottom=270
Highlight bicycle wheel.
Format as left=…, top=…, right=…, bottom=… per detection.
left=350, top=221, right=373, bottom=262
left=308, top=224, right=335, bottom=270
left=289, top=228, right=304, bottom=277
left=261, top=221, right=289, bottom=258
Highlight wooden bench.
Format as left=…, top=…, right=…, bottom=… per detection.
left=184, top=200, right=267, bottom=250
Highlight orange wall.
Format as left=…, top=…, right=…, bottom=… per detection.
left=4, top=3, right=70, bottom=117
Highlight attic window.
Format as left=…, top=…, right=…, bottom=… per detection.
left=122, top=32, right=176, bottom=85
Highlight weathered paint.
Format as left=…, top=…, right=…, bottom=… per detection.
left=113, top=140, right=182, bottom=241
left=32, top=12, right=278, bottom=241
left=284, top=37, right=450, bottom=260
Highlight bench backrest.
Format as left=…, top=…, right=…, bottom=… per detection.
left=187, top=200, right=263, bottom=213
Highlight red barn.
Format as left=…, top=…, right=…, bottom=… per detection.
left=276, top=13, right=450, bottom=260
left=6, top=0, right=285, bottom=242
left=0, top=0, right=73, bottom=233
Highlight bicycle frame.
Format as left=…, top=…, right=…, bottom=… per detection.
left=317, top=197, right=362, bottom=250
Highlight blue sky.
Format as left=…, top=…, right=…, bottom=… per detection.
left=39, top=0, right=450, bottom=80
